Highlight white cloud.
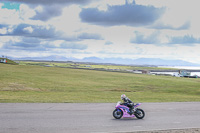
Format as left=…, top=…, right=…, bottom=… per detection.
left=0, top=28, right=7, bottom=34
left=19, top=4, right=36, bottom=20
left=50, top=5, right=81, bottom=34
left=0, top=7, right=21, bottom=25
left=23, top=26, right=34, bottom=33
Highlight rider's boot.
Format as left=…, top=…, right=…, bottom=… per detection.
left=128, top=107, right=134, bottom=115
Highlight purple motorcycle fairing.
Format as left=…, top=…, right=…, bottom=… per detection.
left=134, top=103, right=141, bottom=108
left=116, top=104, right=135, bottom=118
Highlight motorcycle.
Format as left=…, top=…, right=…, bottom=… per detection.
left=113, top=101, right=145, bottom=119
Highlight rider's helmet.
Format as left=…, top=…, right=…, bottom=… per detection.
left=121, top=94, right=126, bottom=100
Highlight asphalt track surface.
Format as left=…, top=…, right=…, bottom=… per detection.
left=0, top=102, right=200, bottom=133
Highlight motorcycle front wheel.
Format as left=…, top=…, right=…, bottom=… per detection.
left=134, top=108, right=145, bottom=119
left=113, top=109, right=123, bottom=119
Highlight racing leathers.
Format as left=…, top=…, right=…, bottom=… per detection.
left=123, top=97, right=134, bottom=115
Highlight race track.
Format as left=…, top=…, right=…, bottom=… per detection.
left=0, top=102, right=200, bottom=133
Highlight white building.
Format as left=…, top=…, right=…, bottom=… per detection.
left=0, top=59, right=7, bottom=63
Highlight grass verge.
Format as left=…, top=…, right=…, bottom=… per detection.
left=0, top=63, right=200, bottom=103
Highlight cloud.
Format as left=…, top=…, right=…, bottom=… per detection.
left=0, top=24, right=7, bottom=28
left=168, top=35, right=200, bottom=45
left=105, top=41, right=113, bottom=45
left=0, top=23, right=104, bottom=42
left=130, top=31, right=160, bottom=44
left=2, top=0, right=94, bottom=21
left=31, top=5, right=63, bottom=21
left=60, top=42, right=87, bottom=50
left=151, top=21, right=190, bottom=30
left=3, top=37, right=45, bottom=51
left=0, top=24, right=63, bottom=39
left=2, top=0, right=93, bottom=5
left=0, top=24, right=14, bottom=34
left=80, top=3, right=165, bottom=27
left=130, top=32, right=200, bottom=45
left=22, top=37, right=41, bottom=44
left=77, top=32, right=103, bottom=40
left=0, top=5, right=21, bottom=25
left=130, top=31, right=200, bottom=46
left=0, top=24, right=9, bottom=34
left=2, top=37, right=87, bottom=51
left=23, top=26, right=34, bottom=33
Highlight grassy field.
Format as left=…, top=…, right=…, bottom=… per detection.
left=0, top=63, right=200, bottom=103
left=18, top=60, right=176, bottom=71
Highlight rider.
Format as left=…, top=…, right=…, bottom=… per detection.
left=121, top=94, right=134, bottom=115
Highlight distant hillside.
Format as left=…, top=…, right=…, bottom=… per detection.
left=81, top=57, right=200, bottom=66
left=12, top=56, right=200, bottom=66
left=132, top=58, right=199, bottom=66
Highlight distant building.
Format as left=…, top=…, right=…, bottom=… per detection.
left=179, top=70, right=191, bottom=76
left=173, top=70, right=191, bottom=77
left=85, top=65, right=91, bottom=67
left=0, top=59, right=7, bottom=63
left=142, top=70, right=150, bottom=74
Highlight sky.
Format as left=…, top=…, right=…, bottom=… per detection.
left=0, top=0, right=200, bottom=63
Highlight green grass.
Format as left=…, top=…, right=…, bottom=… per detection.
left=18, top=61, right=176, bottom=71
left=0, top=63, right=200, bottom=103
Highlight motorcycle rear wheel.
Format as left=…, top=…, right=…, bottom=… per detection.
left=113, top=109, right=123, bottom=119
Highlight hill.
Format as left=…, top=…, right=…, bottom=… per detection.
left=132, top=58, right=199, bottom=66
left=82, top=57, right=200, bottom=66
left=13, top=56, right=200, bottom=66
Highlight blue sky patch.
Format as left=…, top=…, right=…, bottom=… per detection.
left=2, top=2, right=20, bottom=10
